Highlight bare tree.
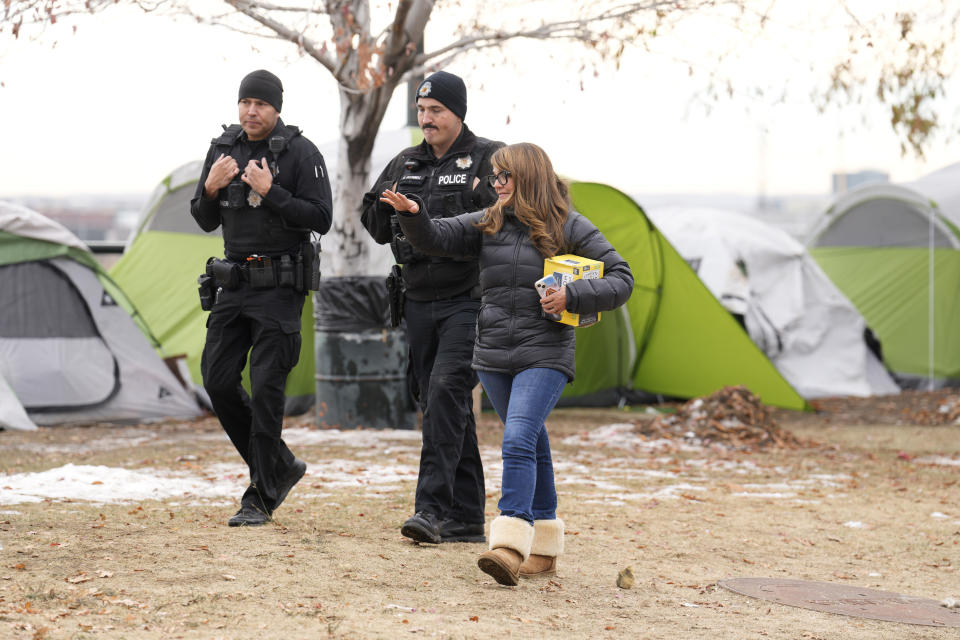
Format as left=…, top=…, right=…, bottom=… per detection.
left=3, top=1, right=957, bottom=275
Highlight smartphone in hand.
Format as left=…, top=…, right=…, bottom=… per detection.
left=535, top=274, right=562, bottom=321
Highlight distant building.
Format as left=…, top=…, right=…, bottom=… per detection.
left=832, top=170, right=889, bottom=194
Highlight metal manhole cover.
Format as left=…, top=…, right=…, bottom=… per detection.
left=718, top=578, right=960, bottom=627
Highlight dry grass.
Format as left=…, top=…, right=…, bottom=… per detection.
left=0, top=405, right=958, bottom=639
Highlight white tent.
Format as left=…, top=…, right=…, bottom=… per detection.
left=0, top=201, right=203, bottom=426
left=905, top=161, right=960, bottom=232
left=0, top=370, right=37, bottom=431
left=645, top=206, right=900, bottom=398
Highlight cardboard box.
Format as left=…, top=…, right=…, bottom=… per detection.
left=541, top=254, right=604, bottom=327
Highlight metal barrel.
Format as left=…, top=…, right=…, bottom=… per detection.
left=313, top=276, right=417, bottom=429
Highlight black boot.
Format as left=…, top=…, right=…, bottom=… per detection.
left=400, top=511, right=441, bottom=544
left=228, top=504, right=270, bottom=527
left=438, top=519, right=486, bottom=543
left=274, top=458, right=307, bottom=512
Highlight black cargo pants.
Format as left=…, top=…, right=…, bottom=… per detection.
left=405, top=294, right=486, bottom=525
left=201, top=282, right=304, bottom=513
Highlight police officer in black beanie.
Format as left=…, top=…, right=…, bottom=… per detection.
left=361, top=70, right=505, bottom=544
left=191, top=69, right=332, bottom=526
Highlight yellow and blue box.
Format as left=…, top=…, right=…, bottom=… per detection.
left=541, top=254, right=604, bottom=327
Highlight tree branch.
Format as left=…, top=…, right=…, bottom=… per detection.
left=225, top=0, right=338, bottom=74
left=418, top=0, right=682, bottom=65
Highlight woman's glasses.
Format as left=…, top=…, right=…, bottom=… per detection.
left=485, top=170, right=511, bottom=188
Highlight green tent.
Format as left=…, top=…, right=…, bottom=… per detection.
left=565, top=182, right=810, bottom=411
left=807, top=183, right=960, bottom=387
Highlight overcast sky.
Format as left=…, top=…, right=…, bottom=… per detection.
left=0, top=3, right=956, bottom=200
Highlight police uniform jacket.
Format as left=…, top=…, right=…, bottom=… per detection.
left=396, top=207, right=634, bottom=380
left=361, top=124, right=503, bottom=301
left=190, top=118, right=333, bottom=258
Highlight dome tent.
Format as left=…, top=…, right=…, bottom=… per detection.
left=904, top=161, right=960, bottom=234
left=645, top=206, right=899, bottom=399
left=807, top=183, right=960, bottom=388
left=565, top=183, right=810, bottom=411
left=0, top=202, right=202, bottom=428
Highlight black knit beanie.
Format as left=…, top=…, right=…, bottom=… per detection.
left=416, top=70, right=467, bottom=121
left=238, top=69, right=283, bottom=112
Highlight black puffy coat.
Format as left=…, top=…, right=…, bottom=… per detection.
left=397, top=207, right=633, bottom=380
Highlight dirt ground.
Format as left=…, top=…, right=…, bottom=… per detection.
left=1, top=391, right=958, bottom=639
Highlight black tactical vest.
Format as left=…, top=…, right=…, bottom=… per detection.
left=391, top=137, right=493, bottom=300
left=211, top=123, right=307, bottom=256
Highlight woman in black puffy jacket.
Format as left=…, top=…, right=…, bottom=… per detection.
left=381, top=142, right=633, bottom=586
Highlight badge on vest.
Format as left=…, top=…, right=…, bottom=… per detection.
left=248, top=191, right=263, bottom=208
left=455, top=156, right=472, bottom=169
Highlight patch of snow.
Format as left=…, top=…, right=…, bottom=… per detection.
left=9, top=429, right=162, bottom=454
left=738, top=483, right=797, bottom=492
left=731, top=492, right=797, bottom=499
left=0, top=457, right=420, bottom=506
left=555, top=477, right=628, bottom=492
left=560, top=423, right=704, bottom=452
left=282, top=427, right=422, bottom=447
left=930, top=512, right=949, bottom=519
left=804, top=474, right=851, bottom=485
left=0, top=463, right=241, bottom=505
left=915, top=456, right=960, bottom=467
left=642, top=483, right=706, bottom=500
left=843, top=521, right=866, bottom=528
left=581, top=498, right=628, bottom=506
left=686, top=459, right=764, bottom=474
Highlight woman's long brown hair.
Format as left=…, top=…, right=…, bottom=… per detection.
left=474, top=142, right=570, bottom=258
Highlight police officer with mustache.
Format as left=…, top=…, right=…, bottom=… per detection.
left=361, top=70, right=504, bottom=544
left=191, top=69, right=332, bottom=527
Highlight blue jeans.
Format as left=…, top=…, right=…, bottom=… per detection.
left=477, top=368, right=567, bottom=524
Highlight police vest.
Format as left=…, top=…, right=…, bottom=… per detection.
left=389, top=138, right=496, bottom=264
left=394, top=138, right=495, bottom=219
left=210, top=123, right=307, bottom=256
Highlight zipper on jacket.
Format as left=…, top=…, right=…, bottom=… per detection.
left=507, top=220, right=524, bottom=370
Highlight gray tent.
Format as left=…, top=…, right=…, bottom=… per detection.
left=0, top=370, right=37, bottom=431
left=806, top=183, right=960, bottom=388
left=0, top=202, right=203, bottom=427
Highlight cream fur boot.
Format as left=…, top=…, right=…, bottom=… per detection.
left=477, top=516, right=534, bottom=586
left=519, top=518, right=564, bottom=576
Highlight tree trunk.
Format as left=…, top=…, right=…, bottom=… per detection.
left=327, top=86, right=398, bottom=278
